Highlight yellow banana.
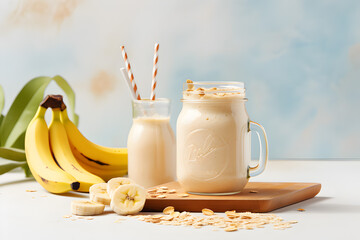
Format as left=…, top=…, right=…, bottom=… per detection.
left=70, top=144, right=127, bottom=181
left=25, top=105, right=80, bottom=193
left=60, top=108, right=127, bottom=169
left=49, top=108, right=105, bottom=192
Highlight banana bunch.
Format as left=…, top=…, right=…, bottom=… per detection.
left=25, top=95, right=128, bottom=193
left=72, top=177, right=146, bottom=216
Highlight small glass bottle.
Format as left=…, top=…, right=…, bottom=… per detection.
left=127, top=98, right=176, bottom=188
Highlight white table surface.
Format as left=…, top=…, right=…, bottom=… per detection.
left=1, top=160, right=359, bottom=240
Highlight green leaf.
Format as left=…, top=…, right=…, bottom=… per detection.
left=0, top=146, right=26, bottom=161
left=52, top=75, right=79, bottom=126
left=0, top=114, right=3, bottom=127
left=0, top=162, right=26, bottom=175
left=0, top=75, right=79, bottom=148
left=0, top=85, right=4, bottom=114
left=0, top=76, right=52, bottom=147
left=0, top=76, right=79, bottom=178
left=21, top=164, right=32, bottom=178
left=10, top=131, right=25, bottom=149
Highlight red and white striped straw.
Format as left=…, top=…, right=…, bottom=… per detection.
left=150, top=43, right=159, bottom=100
left=121, top=46, right=141, bottom=100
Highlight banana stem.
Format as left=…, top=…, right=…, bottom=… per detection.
left=34, top=107, right=47, bottom=119
left=60, top=109, right=70, bottom=121
left=40, top=95, right=66, bottom=110
left=51, top=109, right=62, bottom=121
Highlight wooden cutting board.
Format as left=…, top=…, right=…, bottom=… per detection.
left=143, top=182, right=321, bottom=213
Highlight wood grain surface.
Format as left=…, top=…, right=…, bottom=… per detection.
left=143, top=182, right=321, bottom=213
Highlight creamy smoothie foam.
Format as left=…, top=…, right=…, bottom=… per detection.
left=177, top=81, right=252, bottom=194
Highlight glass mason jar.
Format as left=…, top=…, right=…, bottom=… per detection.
left=127, top=99, right=176, bottom=188
left=176, top=82, right=268, bottom=195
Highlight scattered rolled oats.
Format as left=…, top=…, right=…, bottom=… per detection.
left=168, top=189, right=177, bottom=194
left=147, top=189, right=157, bottom=193
left=249, top=190, right=258, bottom=193
left=26, top=190, right=37, bottom=192
left=217, top=223, right=228, bottom=228
left=156, top=189, right=168, bottom=194
left=179, top=211, right=190, bottom=219
left=178, top=193, right=189, bottom=198
left=225, top=210, right=236, bottom=216
left=156, top=195, right=166, bottom=199
left=150, top=218, right=161, bottom=223
left=163, top=206, right=175, bottom=215
left=171, top=211, right=180, bottom=218
left=297, top=208, right=305, bottom=212
left=224, top=226, right=238, bottom=232
left=133, top=207, right=297, bottom=232
left=186, top=79, right=194, bottom=90
left=202, top=208, right=214, bottom=216
left=162, top=215, right=174, bottom=221
left=193, top=222, right=204, bottom=227
left=63, top=215, right=72, bottom=218
left=159, top=186, right=168, bottom=190
left=225, top=210, right=239, bottom=219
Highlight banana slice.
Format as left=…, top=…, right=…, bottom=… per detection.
left=107, top=177, right=136, bottom=197
left=110, top=184, right=146, bottom=215
left=89, top=183, right=111, bottom=205
left=71, top=200, right=105, bottom=216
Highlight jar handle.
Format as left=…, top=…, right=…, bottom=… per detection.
left=248, top=121, right=269, bottom=177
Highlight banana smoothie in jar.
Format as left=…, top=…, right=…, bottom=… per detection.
left=127, top=99, right=176, bottom=188
left=177, top=81, right=268, bottom=195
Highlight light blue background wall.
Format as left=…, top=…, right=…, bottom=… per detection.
left=0, top=0, right=359, bottom=159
